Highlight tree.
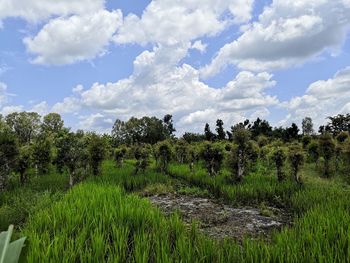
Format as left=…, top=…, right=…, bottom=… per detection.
left=56, top=132, right=88, bottom=187
left=271, top=148, right=286, bottom=181
left=111, top=116, right=171, bottom=145
left=318, top=134, right=335, bottom=178
left=250, top=118, right=272, bottom=138
left=215, top=119, right=226, bottom=140
left=155, top=141, right=172, bottom=173
left=285, top=123, right=300, bottom=142
left=5, top=112, right=41, bottom=144
left=174, top=140, right=188, bottom=164
left=228, top=126, right=252, bottom=182
left=182, top=132, right=205, bottom=143
left=163, top=114, right=176, bottom=137
left=114, top=147, right=127, bottom=168
left=204, top=123, right=215, bottom=141
left=133, top=144, right=149, bottom=175
left=307, top=141, right=319, bottom=163
left=326, top=114, right=350, bottom=136
left=41, top=113, right=64, bottom=135
left=336, top=131, right=349, bottom=143
left=32, top=135, right=52, bottom=175
left=87, top=133, right=106, bottom=176
left=0, top=129, right=18, bottom=190
left=288, top=144, right=304, bottom=184
left=201, top=142, right=224, bottom=176
left=302, top=117, right=314, bottom=136
left=16, top=145, right=33, bottom=185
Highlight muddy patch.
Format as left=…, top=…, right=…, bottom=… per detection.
left=148, top=193, right=291, bottom=241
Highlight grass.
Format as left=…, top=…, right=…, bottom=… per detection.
left=4, top=158, right=349, bottom=262
left=0, top=169, right=68, bottom=231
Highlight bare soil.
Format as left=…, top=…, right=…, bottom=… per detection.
left=148, top=193, right=291, bottom=241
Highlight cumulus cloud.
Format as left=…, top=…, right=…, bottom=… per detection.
left=0, top=82, right=7, bottom=106
left=282, top=66, right=350, bottom=128
left=78, top=113, right=114, bottom=133
left=114, top=0, right=254, bottom=45
left=24, top=10, right=122, bottom=65
left=202, top=0, right=350, bottom=76
left=54, top=44, right=277, bottom=133
left=0, top=105, right=23, bottom=116
left=0, top=0, right=104, bottom=23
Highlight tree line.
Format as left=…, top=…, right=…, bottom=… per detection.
left=1, top=111, right=350, bottom=192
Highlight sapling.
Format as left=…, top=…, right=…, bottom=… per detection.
left=288, top=144, right=305, bottom=184
left=271, top=148, right=286, bottom=182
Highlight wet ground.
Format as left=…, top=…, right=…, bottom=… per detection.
left=148, top=193, right=291, bottom=241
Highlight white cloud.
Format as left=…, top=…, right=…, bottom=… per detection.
left=283, top=66, right=350, bottom=128
left=0, top=105, right=23, bottom=116
left=191, top=40, right=207, bottom=53
left=0, top=0, right=104, bottom=23
left=30, top=101, right=49, bottom=116
left=78, top=113, right=113, bottom=133
left=202, top=0, right=350, bottom=76
left=54, top=44, right=277, bottom=133
left=114, top=0, right=254, bottom=45
left=24, top=10, right=123, bottom=65
left=0, top=82, right=7, bottom=106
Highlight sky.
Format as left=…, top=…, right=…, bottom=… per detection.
left=1, top=0, right=350, bottom=135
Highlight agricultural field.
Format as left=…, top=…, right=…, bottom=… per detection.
left=1, top=112, right=350, bottom=262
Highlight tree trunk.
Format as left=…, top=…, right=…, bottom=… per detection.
left=69, top=171, right=74, bottom=188
left=237, top=151, right=244, bottom=181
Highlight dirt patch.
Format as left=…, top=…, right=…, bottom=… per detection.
left=148, top=193, right=291, bottom=241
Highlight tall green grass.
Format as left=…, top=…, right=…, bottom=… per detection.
left=18, top=160, right=350, bottom=262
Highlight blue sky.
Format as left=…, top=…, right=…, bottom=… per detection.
left=1, top=0, right=350, bottom=134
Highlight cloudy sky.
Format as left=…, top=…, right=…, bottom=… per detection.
left=1, top=0, right=350, bottom=134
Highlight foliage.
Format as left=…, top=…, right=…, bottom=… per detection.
left=32, top=135, right=52, bottom=175
left=87, top=133, right=106, bottom=176
left=318, top=134, right=335, bottom=178
left=288, top=144, right=304, bottom=184
left=271, top=148, right=287, bottom=181
left=5, top=112, right=41, bottom=145
left=155, top=141, right=173, bottom=173
left=133, top=144, right=150, bottom=175
left=215, top=119, right=226, bottom=140
left=0, top=129, right=18, bottom=191
left=302, top=117, right=314, bottom=135
left=200, top=142, right=224, bottom=176
left=112, top=115, right=174, bottom=145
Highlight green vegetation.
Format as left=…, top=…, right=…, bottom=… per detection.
left=1, top=112, right=350, bottom=262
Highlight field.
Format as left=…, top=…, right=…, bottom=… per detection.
left=2, top=158, right=349, bottom=262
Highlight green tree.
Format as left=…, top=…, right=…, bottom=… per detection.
left=163, top=114, right=176, bottom=138
left=227, top=125, right=254, bottom=182
left=155, top=141, right=172, bottom=173
left=215, top=119, right=226, bottom=140
left=271, top=148, right=286, bottom=181
left=318, top=134, right=335, bottom=178
left=87, top=133, right=106, bottom=176
left=56, top=132, right=88, bottom=187
left=288, top=144, right=304, bottom=184
left=174, top=140, right=188, bottom=164
left=32, top=135, right=52, bottom=175
left=201, top=142, right=223, bottom=176
left=204, top=123, right=215, bottom=141
left=133, top=144, right=149, bottom=175
left=0, top=129, right=18, bottom=190
left=302, top=117, right=314, bottom=135
left=5, top=112, right=41, bottom=144
left=16, top=145, right=33, bottom=185
left=114, top=147, right=127, bottom=168
left=41, top=113, right=64, bottom=136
